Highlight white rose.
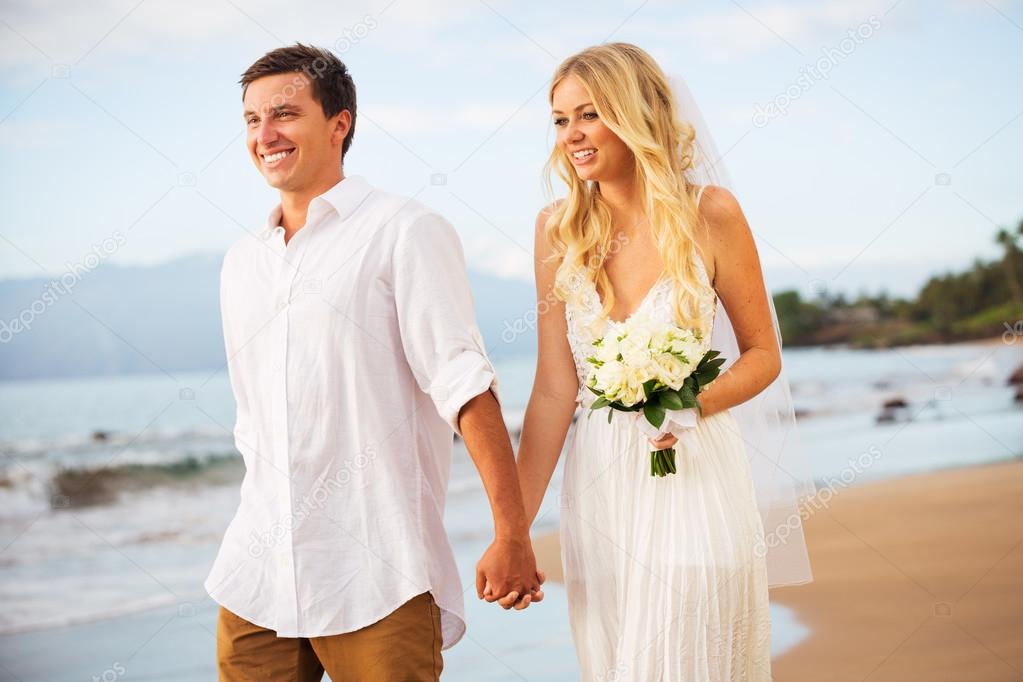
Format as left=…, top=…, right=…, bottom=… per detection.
left=593, top=336, right=620, bottom=365
left=669, top=336, right=702, bottom=365
left=654, top=352, right=688, bottom=390
left=624, top=315, right=655, bottom=346
left=593, top=360, right=627, bottom=398
left=618, top=327, right=653, bottom=367
left=621, top=370, right=647, bottom=406
left=650, top=327, right=672, bottom=352
left=624, top=360, right=663, bottom=406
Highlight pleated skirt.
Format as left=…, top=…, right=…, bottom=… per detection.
left=560, top=407, right=773, bottom=681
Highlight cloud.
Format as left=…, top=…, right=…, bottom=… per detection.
left=626, top=0, right=895, bottom=62
left=463, top=232, right=534, bottom=281
left=0, top=0, right=485, bottom=69
left=363, top=102, right=545, bottom=135
left=0, top=114, right=73, bottom=149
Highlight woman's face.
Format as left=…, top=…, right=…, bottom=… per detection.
left=551, top=74, right=633, bottom=184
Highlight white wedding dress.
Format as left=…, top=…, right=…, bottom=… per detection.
left=560, top=190, right=773, bottom=681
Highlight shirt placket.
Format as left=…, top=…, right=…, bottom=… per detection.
left=269, top=230, right=303, bottom=635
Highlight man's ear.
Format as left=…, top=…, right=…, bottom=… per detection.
left=332, top=110, right=352, bottom=146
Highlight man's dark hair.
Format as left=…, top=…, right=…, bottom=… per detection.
left=240, top=43, right=357, bottom=160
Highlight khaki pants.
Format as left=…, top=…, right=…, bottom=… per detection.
left=216, top=592, right=443, bottom=681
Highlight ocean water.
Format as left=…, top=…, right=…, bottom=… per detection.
left=0, top=340, right=1020, bottom=679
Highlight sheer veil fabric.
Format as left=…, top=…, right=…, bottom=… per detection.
left=669, top=74, right=815, bottom=588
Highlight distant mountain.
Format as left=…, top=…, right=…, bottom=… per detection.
left=0, top=253, right=537, bottom=382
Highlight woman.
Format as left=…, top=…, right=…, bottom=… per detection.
left=515, top=43, right=793, bottom=680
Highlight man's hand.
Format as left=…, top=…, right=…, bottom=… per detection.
left=483, top=568, right=547, bottom=611
left=476, top=536, right=544, bottom=610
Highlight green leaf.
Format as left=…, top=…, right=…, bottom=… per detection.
left=642, top=379, right=659, bottom=399
left=697, top=369, right=717, bottom=382
left=680, top=384, right=697, bottom=408
left=644, top=403, right=666, bottom=429
left=591, top=396, right=610, bottom=409
left=660, top=390, right=685, bottom=410
left=607, top=408, right=614, bottom=424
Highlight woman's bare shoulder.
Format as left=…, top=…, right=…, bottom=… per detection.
left=695, top=185, right=752, bottom=284
left=535, top=199, right=566, bottom=230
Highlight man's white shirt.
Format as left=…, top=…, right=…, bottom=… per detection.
left=205, top=174, right=499, bottom=648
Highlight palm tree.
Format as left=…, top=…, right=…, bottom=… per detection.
left=995, top=220, right=1023, bottom=304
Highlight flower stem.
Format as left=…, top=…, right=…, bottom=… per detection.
left=650, top=448, right=677, bottom=477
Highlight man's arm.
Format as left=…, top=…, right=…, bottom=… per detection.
left=389, top=211, right=542, bottom=609
left=458, top=388, right=543, bottom=609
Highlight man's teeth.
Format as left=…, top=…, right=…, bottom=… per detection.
left=264, top=149, right=294, bottom=163
left=573, top=149, right=596, bottom=159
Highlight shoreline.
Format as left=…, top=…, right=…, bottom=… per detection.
left=531, top=457, right=1023, bottom=679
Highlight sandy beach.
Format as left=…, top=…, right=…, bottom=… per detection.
left=532, top=459, right=1023, bottom=681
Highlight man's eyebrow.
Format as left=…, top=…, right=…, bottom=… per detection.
left=551, top=102, right=593, bottom=114
left=243, top=104, right=304, bottom=117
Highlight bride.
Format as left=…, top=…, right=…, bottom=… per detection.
left=514, top=43, right=812, bottom=680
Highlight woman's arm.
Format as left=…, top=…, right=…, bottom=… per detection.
left=516, top=205, right=581, bottom=526
left=652, top=185, right=780, bottom=456
left=693, top=185, right=782, bottom=418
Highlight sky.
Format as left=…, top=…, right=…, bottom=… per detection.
left=1, top=0, right=1021, bottom=299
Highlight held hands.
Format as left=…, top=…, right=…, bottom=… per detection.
left=482, top=569, right=547, bottom=610
left=476, top=536, right=546, bottom=611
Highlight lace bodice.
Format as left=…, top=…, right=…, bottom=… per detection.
left=565, top=256, right=718, bottom=407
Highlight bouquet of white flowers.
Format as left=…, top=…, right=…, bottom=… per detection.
left=585, top=314, right=725, bottom=477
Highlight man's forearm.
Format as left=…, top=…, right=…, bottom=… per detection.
left=458, top=389, right=530, bottom=538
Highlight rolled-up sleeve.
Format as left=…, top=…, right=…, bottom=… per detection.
left=392, top=212, right=500, bottom=436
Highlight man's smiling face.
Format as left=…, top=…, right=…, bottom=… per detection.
left=242, top=71, right=350, bottom=192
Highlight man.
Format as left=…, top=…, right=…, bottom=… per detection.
left=205, top=43, right=542, bottom=681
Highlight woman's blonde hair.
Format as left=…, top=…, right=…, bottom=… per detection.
left=543, top=42, right=708, bottom=333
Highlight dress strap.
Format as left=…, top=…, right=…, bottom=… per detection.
left=695, top=184, right=707, bottom=209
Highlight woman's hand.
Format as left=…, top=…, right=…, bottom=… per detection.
left=483, top=569, right=547, bottom=610
left=649, top=433, right=678, bottom=450
left=648, top=398, right=702, bottom=450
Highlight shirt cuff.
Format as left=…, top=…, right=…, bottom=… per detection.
left=430, top=329, right=501, bottom=437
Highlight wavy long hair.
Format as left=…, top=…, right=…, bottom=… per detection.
left=543, top=42, right=709, bottom=334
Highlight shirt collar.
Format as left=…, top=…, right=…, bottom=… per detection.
left=261, top=175, right=374, bottom=239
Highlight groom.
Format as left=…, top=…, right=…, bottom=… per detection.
left=205, top=43, right=542, bottom=680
